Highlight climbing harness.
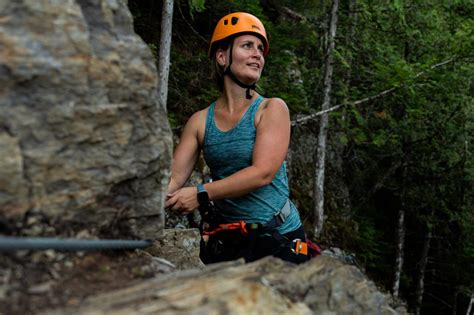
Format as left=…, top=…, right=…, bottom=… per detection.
left=198, top=199, right=320, bottom=261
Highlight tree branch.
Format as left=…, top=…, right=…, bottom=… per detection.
left=291, top=57, right=458, bottom=126
left=280, top=6, right=307, bottom=22
left=177, top=2, right=208, bottom=44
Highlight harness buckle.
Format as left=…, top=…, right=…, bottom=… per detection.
left=276, top=211, right=285, bottom=225
left=273, top=199, right=291, bottom=226
left=291, top=238, right=308, bottom=256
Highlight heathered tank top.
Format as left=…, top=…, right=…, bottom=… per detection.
left=202, top=96, right=301, bottom=234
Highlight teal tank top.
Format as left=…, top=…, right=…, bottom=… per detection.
left=202, top=96, right=301, bottom=234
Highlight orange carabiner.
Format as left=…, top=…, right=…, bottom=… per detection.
left=292, top=239, right=308, bottom=256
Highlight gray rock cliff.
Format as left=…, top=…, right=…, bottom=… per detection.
left=0, top=0, right=172, bottom=238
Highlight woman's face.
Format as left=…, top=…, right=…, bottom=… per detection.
left=217, top=34, right=265, bottom=85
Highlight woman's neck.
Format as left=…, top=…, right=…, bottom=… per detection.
left=219, top=78, right=258, bottom=112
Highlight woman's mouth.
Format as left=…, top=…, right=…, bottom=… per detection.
left=247, top=63, right=260, bottom=69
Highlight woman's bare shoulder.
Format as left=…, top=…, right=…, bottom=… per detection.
left=183, top=106, right=210, bottom=145
left=185, top=106, right=209, bottom=127
left=255, top=97, right=289, bottom=126
left=262, top=97, right=288, bottom=110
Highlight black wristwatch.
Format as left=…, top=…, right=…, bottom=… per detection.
left=197, top=184, right=209, bottom=205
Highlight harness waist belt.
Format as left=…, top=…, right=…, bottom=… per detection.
left=274, top=199, right=291, bottom=225
left=262, top=199, right=291, bottom=231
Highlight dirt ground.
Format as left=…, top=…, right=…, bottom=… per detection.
left=0, top=249, right=163, bottom=315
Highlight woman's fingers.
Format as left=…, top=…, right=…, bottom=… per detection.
left=165, top=191, right=178, bottom=208
left=165, top=187, right=199, bottom=214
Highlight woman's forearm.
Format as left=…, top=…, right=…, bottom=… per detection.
left=204, top=164, right=274, bottom=201
left=167, top=177, right=181, bottom=194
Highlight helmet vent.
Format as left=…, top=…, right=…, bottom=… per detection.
left=231, top=17, right=239, bottom=25
left=224, top=19, right=228, bottom=25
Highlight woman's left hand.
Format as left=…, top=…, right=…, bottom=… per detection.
left=165, top=187, right=199, bottom=214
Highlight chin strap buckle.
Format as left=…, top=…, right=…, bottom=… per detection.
left=245, top=88, right=253, bottom=99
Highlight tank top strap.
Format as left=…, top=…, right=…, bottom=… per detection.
left=249, top=96, right=265, bottom=126
left=204, top=102, right=217, bottom=146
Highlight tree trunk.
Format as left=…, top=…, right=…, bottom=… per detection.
left=392, top=165, right=407, bottom=299
left=158, top=0, right=174, bottom=109
left=343, top=0, right=358, bottom=88
left=467, top=293, right=474, bottom=315
left=392, top=207, right=405, bottom=299
left=453, top=289, right=458, bottom=315
left=415, top=227, right=432, bottom=315
left=313, top=0, right=339, bottom=237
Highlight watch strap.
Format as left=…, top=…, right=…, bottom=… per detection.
left=197, top=184, right=209, bottom=205
left=197, top=184, right=206, bottom=194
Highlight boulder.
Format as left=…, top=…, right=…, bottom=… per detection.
left=0, top=0, right=172, bottom=238
left=45, top=255, right=403, bottom=315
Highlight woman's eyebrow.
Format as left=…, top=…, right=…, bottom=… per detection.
left=241, top=40, right=263, bottom=46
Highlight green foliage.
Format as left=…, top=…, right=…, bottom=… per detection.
left=167, top=111, right=179, bottom=130
left=460, top=207, right=474, bottom=260
left=147, top=43, right=158, bottom=60
left=189, top=0, right=206, bottom=18
left=337, top=0, right=473, bottom=312
left=354, top=217, right=383, bottom=267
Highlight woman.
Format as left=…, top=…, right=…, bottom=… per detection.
left=165, top=12, right=312, bottom=264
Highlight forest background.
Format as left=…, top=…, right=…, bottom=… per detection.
left=128, top=1, right=473, bottom=314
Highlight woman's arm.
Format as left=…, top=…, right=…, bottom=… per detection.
left=167, top=110, right=204, bottom=194
left=206, top=97, right=290, bottom=199
left=166, top=98, right=290, bottom=213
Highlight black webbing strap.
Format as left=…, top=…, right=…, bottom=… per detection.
left=223, top=41, right=256, bottom=100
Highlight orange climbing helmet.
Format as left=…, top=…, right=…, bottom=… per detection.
left=209, top=12, right=269, bottom=58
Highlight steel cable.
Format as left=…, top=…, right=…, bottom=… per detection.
left=0, top=237, right=152, bottom=251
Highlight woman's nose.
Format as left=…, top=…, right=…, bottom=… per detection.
left=253, top=49, right=262, bottom=59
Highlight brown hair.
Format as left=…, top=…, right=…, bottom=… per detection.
left=211, top=40, right=230, bottom=92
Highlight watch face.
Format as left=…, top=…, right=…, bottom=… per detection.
left=198, top=191, right=209, bottom=205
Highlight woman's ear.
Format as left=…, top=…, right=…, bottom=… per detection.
left=215, top=49, right=227, bottom=67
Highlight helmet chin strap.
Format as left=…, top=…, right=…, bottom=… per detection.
left=223, top=41, right=256, bottom=100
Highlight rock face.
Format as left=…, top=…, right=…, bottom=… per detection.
left=45, top=254, right=403, bottom=315
left=0, top=0, right=172, bottom=238
left=288, top=121, right=352, bottom=233
left=146, top=228, right=204, bottom=270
